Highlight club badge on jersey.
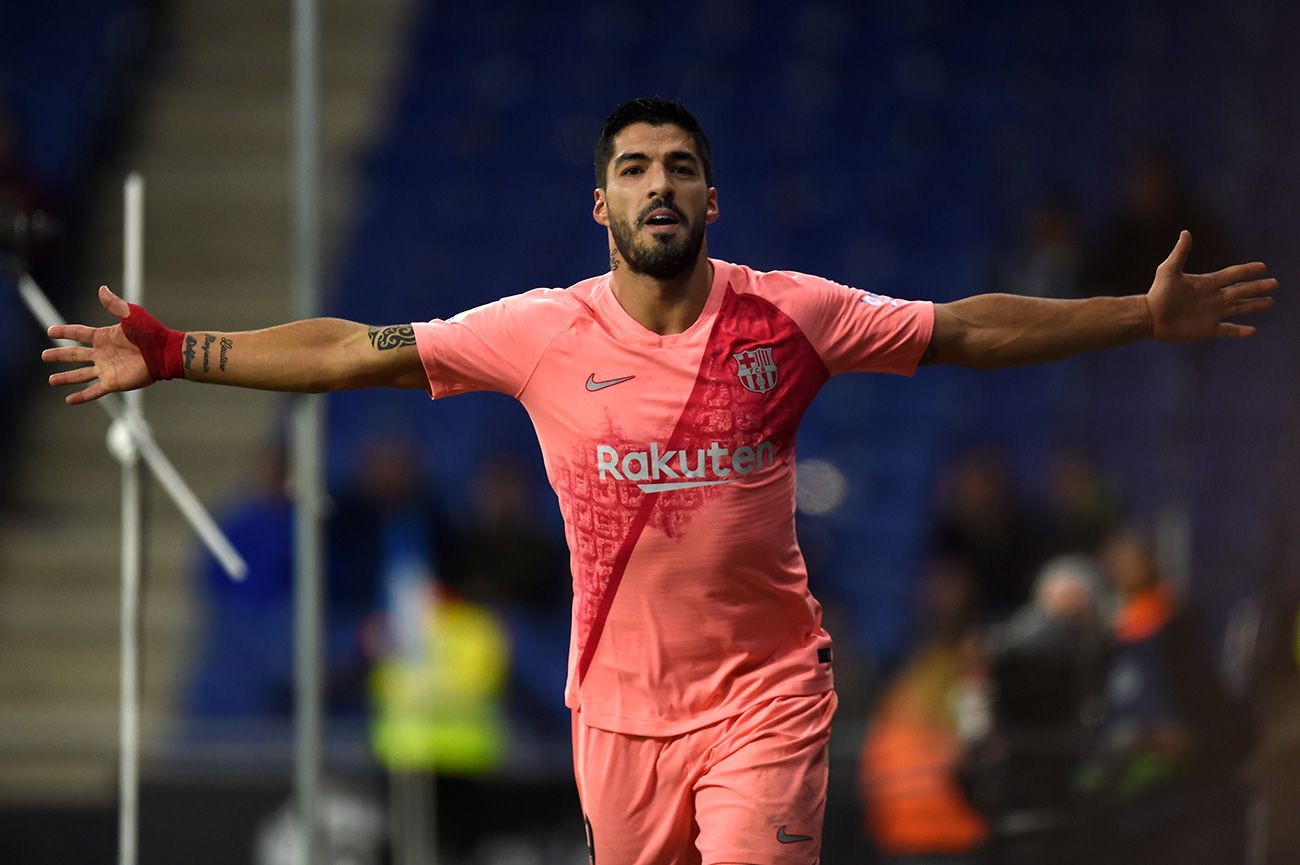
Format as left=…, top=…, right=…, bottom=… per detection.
left=733, top=346, right=778, bottom=394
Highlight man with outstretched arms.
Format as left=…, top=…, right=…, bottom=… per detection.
left=44, top=99, right=1276, bottom=865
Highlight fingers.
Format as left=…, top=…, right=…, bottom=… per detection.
left=1223, top=276, right=1279, bottom=301
left=1226, top=297, right=1275, bottom=317
left=1160, top=230, right=1192, bottom=273
left=1216, top=322, right=1256, bottom=339
left=66, top=381, right=109, bottom=405
left=41, top=345, right=94, bottom=364
left=99, top=285, right=130, bottom=319
left=1207, top=261, right=1268, bottom=287
left=48, top=366, right=100, bottom=387
left=47, top=323, right=98, bottom=344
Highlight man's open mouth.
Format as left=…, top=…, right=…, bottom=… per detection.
left=643, top=208, right=682, bottom=227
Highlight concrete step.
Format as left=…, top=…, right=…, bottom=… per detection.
left=0, top=760, right=114, bottom=803
left=0, top=643, right=181, bottom=704
left=137, top=90, right=374, bottom=159
left=0, top=591, right=194, bottom=642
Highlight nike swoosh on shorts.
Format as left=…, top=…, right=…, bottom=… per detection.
left=585, top=373, right=636, bottom=391
left=776, top=826, right=814, bottom=844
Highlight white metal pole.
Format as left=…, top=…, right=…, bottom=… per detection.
left=291, top=0, right=325, bottom=862
left=118, top=171, right=144, bottom=865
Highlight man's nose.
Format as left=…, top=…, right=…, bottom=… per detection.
left=645, top=164, right=674, bottom=199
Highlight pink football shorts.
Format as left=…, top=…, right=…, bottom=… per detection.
left=572, top=690, right=837, bottom=865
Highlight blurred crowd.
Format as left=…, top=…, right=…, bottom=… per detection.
left=847, top=154, right=1274, bottom=864
left=860, top=443, right=1258, bottom=865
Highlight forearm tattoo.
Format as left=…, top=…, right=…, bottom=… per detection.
left=183, top=334, right=197, bottom=371
left=201, top=334, right=215, bottom=372
left=367, top=325, right=416, bottom=351
left=219, top=337, right=232, bottom=371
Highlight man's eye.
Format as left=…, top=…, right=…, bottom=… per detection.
left=622, top=166, right=643, bottom=176
left=673, top=166, right=695, bottom=176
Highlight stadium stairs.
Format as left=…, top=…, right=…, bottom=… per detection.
left=0, top=0, right=411, bottom=805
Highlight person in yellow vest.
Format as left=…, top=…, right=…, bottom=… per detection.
left=370, top=580, right=510, bottom=774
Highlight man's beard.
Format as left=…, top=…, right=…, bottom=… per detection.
left=609, top=199, right=705, bottom=280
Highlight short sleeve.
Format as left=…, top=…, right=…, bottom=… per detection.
left=411, top=287, right=575, bottom=399
left=776, top=272, right=935, bottom=377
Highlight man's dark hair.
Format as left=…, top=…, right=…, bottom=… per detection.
left=594, top=98, right=714, bottom=188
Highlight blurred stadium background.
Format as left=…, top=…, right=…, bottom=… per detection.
left=0, top=0, right=1297, bottom=863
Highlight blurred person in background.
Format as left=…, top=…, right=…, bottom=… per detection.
left=1041, top=446, right=1124, bottom=559
left=451, top=453, right=571, bottom=744
left=343, top=433, right=512, bottom=861
left=1081, top=527, right=1256, bottom=865
left=930, top=445, right=1045, bottom=620
left=1084, top=150, right=1232, bottom=298
left=859, top=557, right=989, bottom=865
left=990, top=196, right=1083, bottom=301
left=44, top=96, right=1278, bottom=865
left=967, top=554, right=1110, bottom=865
left=332, top=431, right=456, bottom=716
left=185, top=441, right=298, bottom=722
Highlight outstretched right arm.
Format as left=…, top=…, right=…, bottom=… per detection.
left=43, top=285, right=427, bottom=405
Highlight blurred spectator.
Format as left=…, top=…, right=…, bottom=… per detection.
left=991, top=196, right=1083, bottom=299
left=1042, top=447, right=1124, bottom=559
left=368, top=582, right=510, bottom=773
left=185, top=444, right=297, bottom=720
left=860, top=557, right=989, bottom=864
left=968, top=555, right=1110, bottom=865
left=1083, top=150, right=1232, bottom=297
left=448, top=454, right=567, bottom=611
left=931, top=445, right=1045, bottom=620
left=1081, top=528, right=1256, bottom=865
left=331, top=432, right=456, bottom=712
left=450, top=454, right=571, bottom=742
left=357, top=449, right=520, bottom=864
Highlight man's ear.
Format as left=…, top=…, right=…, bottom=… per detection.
left=593, top=188, right=608, bottom=227
left=705, top=187, right=719, bottom=224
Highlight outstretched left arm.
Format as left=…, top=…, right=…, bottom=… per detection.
left=924, top=231, right=1278, bottom=369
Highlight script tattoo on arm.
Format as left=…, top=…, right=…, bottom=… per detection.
left=183, top=334, right=198, bottom=371
left=219, top=337, right=232, bottom=372
left=367, top=325, right=416, bottom=351
left=202, top=334, right=215, bottom=372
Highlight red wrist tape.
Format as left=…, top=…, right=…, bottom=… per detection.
left=120, top=303, right=186, bottom=381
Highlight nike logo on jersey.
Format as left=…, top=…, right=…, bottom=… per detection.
left=585, top=373, right=635, bottom=392
left=776, top=826, right=814, bottom=844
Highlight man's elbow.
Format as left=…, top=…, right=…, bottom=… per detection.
left=927, top=304, right=999, bottom=369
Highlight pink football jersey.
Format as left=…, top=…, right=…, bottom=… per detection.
left=412, top=260, right=934, bottom=735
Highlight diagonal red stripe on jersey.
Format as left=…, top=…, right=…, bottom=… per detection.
left=575, top=286, right=830, bottom=683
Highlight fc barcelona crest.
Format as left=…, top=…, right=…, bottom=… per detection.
left=733, top=346, right=778, bottom=394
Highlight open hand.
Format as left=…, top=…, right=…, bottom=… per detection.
left=42, top=285, right=152, bottom=404
left=1147, top=231, right=1278, bottom=343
